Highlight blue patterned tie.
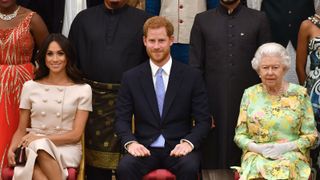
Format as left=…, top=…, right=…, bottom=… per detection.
left=150, top=68, right=165, bottom=147
left=155, top=68, right=165, bottom=117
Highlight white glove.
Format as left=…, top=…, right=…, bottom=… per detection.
left=247, top=142, right=273, bottom=154
left=262, top=142, right=297, bottom=159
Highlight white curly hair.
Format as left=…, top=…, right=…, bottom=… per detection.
left=251, top=42, right=290, bottom=72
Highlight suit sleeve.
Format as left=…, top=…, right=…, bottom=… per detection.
left=257, top=12, right=272, bottom=46
left=184, top=70, right=211, bottom=149
left=189, top=14, right=205, bottom=74
left=115, top=73, right=136, bottom=148
left=68, top=14, right=84, bottom=70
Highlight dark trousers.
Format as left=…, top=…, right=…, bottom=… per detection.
left=117, top=147, right=200, bottom=180
left=86, top=165, right=113, bottom=180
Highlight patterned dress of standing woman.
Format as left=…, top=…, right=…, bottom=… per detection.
left=0, top=12, right=35, bottom=172
left=305, top=16, right=320, bottom=125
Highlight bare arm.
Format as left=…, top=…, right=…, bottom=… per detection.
left=49, top=110, right=88, bottom=145
left=7, top=109, right=30, bottom=166
left=30, top=12, right=48, bottom=49
left=21, top=110, right=89, bottom=146
left=47, top=110, right=88, bottom=145
left=296, top=20, right=311, bottom=85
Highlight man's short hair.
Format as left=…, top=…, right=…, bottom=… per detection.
left=143, top=16, right=174, bottom=37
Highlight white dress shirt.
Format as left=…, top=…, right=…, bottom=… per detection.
left=149, top=57, right=172, bottom=92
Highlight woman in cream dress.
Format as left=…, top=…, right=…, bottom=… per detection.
left=7, top=34, right=92, bottom=180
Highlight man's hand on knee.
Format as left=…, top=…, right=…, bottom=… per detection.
left=127, top=142, right=151, bottom=157
left=170, top=142, right=192, bottom=157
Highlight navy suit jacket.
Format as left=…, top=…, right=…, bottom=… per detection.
left=115, top=60, right=211, bottom=150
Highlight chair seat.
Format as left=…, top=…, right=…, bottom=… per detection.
left=143, top=169, right=176, bottom=180
left=234, top=171, right=240, bottom=180
left=1, top=167, right=78, bottom=180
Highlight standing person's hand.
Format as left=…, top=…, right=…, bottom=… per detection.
left=211, top=116, right=216, bottom=128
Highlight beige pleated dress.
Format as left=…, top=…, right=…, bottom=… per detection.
left=13, top=80, right=92, bottom=180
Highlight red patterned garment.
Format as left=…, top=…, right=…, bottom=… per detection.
left=0, top=12, right=35, bottom=172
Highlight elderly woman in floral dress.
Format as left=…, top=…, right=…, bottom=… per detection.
left=234, top=42, right=318, bottom=180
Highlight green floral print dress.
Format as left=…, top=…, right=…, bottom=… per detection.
left=234, top=83, right=318, bottom=180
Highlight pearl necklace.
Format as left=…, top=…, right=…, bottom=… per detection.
left=0, top=6, right=20, bottom=21
left=264, top=82, right=288, bottom=96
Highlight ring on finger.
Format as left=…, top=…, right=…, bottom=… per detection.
left=183, top=151, right=187, bottom=154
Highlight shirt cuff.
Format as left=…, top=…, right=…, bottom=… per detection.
left=180, top=139, right=194, bottom=150
left=124, top=141, right=138, bottom=151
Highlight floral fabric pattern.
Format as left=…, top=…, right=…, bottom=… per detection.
left=234, top=83, right=318, bottom=180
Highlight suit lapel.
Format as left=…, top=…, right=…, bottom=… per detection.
left=139, top=63, right=161, bottom=121
left=162, top=61, right=184, bottom=120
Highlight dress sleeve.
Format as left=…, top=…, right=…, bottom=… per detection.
left=234, top=89, right=253, bottom=151
left=19, top=81, right=32, bottom=110
left=295, top=90, right=318, bottom=154
left=77, top=84, right=92, bottom=111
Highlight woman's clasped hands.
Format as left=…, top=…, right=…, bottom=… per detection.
left=248, top=141, right=297, bottom=159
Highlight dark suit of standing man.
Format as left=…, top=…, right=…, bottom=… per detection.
left=189, top=0, right=271, bottom=169
left=115, top=16, right=211, bottom=180
left=260, top=0, right=314, bottom=49
left=19, top=0, right=104, bottom=33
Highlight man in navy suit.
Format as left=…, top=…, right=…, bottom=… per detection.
left=115, top=16, right=211, bottom=180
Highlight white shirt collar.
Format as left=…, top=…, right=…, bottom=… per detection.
left=150, top=57, right=172, bottom=77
